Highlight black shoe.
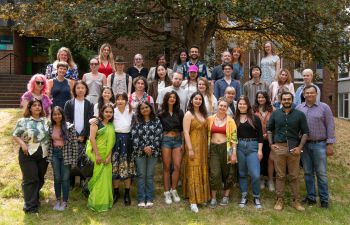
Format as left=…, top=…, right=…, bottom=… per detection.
left=124, top=192, right=131, bottom=206
left=113, top=189, right=120, bottom=205
left=320, top=201, right=329, bottom=209
left=301, top=197, right=316, bottom=205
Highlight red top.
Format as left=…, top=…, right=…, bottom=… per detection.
left=211, top=123, right=226, bottom=134
left=98, top=62, right=114, bottom=78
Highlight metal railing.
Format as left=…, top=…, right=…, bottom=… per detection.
left=0, top=53, right=17, bottom=74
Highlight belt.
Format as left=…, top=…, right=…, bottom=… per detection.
left=238, top=138, right=258, bottom=141
left=307, top=139, right=326, bottom=144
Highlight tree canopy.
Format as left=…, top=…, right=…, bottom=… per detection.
left=1, top=0, right=350, bottom=69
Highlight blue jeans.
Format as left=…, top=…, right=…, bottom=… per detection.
left=52, top=148, right=71, bottom=201
left=237, top=140, right=260, bottom=197
left=135, top=157, right=157, bottom=202
left=301, top=141, right=328, bottom=203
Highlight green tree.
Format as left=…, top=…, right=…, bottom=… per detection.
left=1, top=0, right=349, bottom=69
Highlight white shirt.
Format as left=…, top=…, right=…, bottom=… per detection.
left=204, top=94, right=218, bottom=116
left=156, top=85, right=188, bottom=112
left=114, top=107, right=133, bottom=133
left=74, top=99, right=85, bottom=134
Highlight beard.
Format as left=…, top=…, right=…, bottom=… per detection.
left=282, top=103, right=292, bottom=109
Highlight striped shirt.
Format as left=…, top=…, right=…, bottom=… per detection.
left=296, top=102, right=336, bottom=144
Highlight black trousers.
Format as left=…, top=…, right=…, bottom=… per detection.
left=18, top=147, right=48, bottom=212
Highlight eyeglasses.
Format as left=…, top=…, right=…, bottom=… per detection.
left=35, top=81, right=44, bottom=85
left=90, top=63, right=99, bottom=66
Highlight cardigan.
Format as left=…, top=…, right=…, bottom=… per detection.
left=47, top=122, right=79, bottom=166
left=207, top=115, right=238, bottom=162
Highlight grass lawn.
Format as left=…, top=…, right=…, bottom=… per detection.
left=0, top=109, right=349, bottom=225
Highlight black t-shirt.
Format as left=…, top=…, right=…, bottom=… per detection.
left=237, top=115, right=263, bottom=143
left=158, top=110, right=184, bottom=132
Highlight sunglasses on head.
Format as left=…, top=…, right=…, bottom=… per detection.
left=36, top=81, right=44, bottom=85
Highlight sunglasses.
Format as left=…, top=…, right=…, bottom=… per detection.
left=90, top=63, right=99, bottom=66
left=36, top=81, right=44, bottom=85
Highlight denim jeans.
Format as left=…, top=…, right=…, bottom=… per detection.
left=135, top=157, right=157, bottom=202
left=52, top=148, right=71, bottom=202
left=237, top=140, right=260, bottom=197
left=301, top=141, right=328, bottom=203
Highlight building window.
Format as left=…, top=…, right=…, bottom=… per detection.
left=338, top=48, right=350, bottom=79
left=339, top=93, right=349, bottom=119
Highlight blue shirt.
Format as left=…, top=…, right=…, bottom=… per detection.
left=182, top=60, right=208, bottom=80
left=214, top=78, right=241, bottom=100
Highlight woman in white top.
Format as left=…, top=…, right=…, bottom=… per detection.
left=148, top=65, right=172, bottom=111
left=197, top=77, right=217, bottom=116
left=269, top=69, right=295, bottom=104
left=181, top=65, right=198, bottom=99
left=82, top=57, right=107, bottom=105
left=94, top=86, right=115, bottom=117
left=112, top=92, right=135, bottom=206
left=260, top=41, right=280, bottom=85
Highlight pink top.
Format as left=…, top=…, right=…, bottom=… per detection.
left=52, top=126, right=64, bottom=147
left=98, top=62, right=114, bottom=78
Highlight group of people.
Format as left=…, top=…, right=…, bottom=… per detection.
left=13, top=42, right=335, bottom=215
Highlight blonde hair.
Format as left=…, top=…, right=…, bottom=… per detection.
left=98, top=43, right=115, bottom=72
left=302, top=68, right=314, bottom=77
left=56, top=47, right=76, bottom=68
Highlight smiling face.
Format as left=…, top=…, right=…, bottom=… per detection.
left=279, top=70, right=288, bottom=83
left=140, top=103, right=151, bottom=117
left=192, top=94, right=203, bottom=108
left=264, top=42, right=272, bottom=55
left=303, top=71, right=313, bottom=84
left=30, top=101, right=43, bottom=117
left=58, top=50, right=68, bottom=62
left=257, top=93, right=267, bottom=106
left=102, top=46, right=110, bottom=58
left=251, top=68, right=261, bottom=79
left=168, top=93, right=177, bottom=106
left=172, top=73, right=183, bottom=88
left=52, top=108, right=63, bottom=124
left=102, top=88, right=113, bottom=102
left=232, top=49, right=240, bottom=60
left=303, top=86, right=317, bottom=104
left=134, top=54, right=143, bottom=66
left=157, top=56, right=166, bottom=66
left=189, top=47, right=199, bottom=60
left=222, top=52, right=232, bottom=63
left=57, top=66, right=68, bottom=77
left=237, top=99, right=248, bottom=113
left=135, top=79, right=145, bottom=92
left=34, top=77, right=44, bottom=92
left=89, top=58, right=99, bottom=72
left=102, top=106, right=114, bottom=121
left=180, top=52, right=187, bottom=63
left=224, top=90, right=235, bottom=103
left=197, top=80, right=206, bottom=93
left=281, top=93, right=293, bottom=109
left=116, top=95, right=127, bottom=108
left=217, top=100, right=228, bottom=114
left=223, top=65, right=233, bottom=77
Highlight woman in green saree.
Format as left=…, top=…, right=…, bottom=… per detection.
left=86, top=103, right=116, bottom=212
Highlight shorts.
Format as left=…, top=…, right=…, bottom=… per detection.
left=161, top=135, right=182, bottom=149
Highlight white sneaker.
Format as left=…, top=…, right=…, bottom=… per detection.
left=268, top=180, right=275, bottom=192
left=260, top=178, right=265, bottom=189
left=170, top=189, right=181, bottom=203
left=145, top=201, right=154, bottom=208
left=53, top=201, right=61, bottom=211
left=138, top=202, right=146, bottom=208
left=164, top=191, right=173, bottom=204
left=58, top=201, right=67, bottom=211
left=190, top=204, right=199, bottom=213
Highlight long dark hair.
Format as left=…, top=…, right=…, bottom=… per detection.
left=98, top=103, right=114, bottom=123
left=154, top=65, right=171, bottom=84
left=252, top=91, right=273, bottom=113
left=97, top=86, right=115, bottom=113
left=187, top=91, right=207, bottom=118
left=136, top=101, right=156, bottom=123
left=176, top=50, right=188, bottom=65
left=51, top=106, right=68, bottom=141
left=159, top=91, right=181, bottom=116
left=24, top=98, right=45, bottom=118
left=235, top=96, right=256, bottom=129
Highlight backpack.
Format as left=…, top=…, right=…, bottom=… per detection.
left=110, top=73, right=129, bottom=91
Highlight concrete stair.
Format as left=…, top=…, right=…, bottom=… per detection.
left=0, top=74, right=31, bottom=108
